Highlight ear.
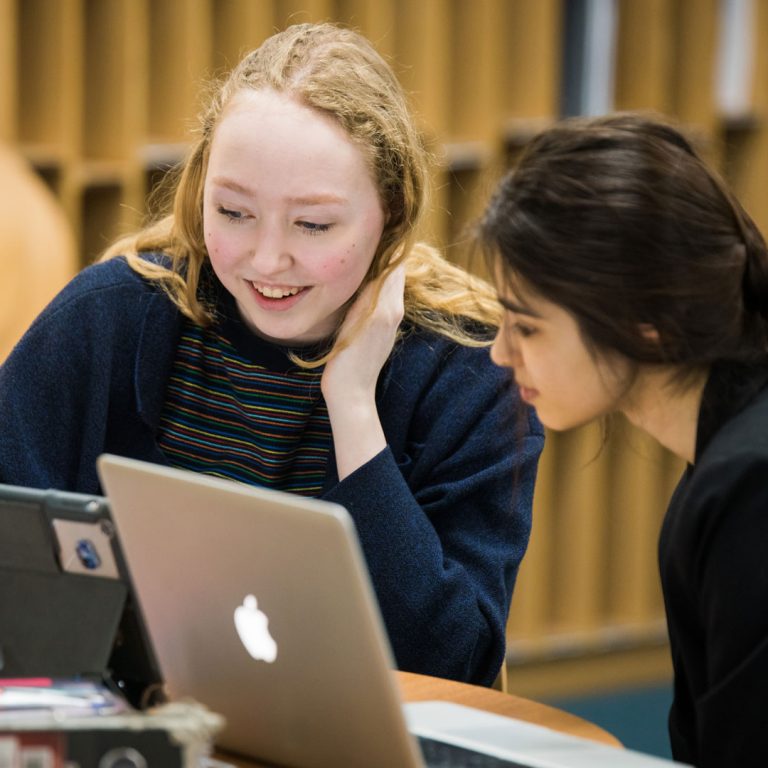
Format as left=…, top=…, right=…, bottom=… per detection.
left=638, top=323, right=660, bottom=343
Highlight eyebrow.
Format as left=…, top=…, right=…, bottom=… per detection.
left=497, top=296, right=542, bottom=318
left=288, top=194, right=347, bottom=206
left=211, top=177, right=347, bottom=206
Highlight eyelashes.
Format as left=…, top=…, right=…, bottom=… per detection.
left=513, top=322, right=536, bottom=338
left=217, top=205, right=246, bottom=223
left=297, top=221, right=332, bottom=235
left=501, top=311, right=537, bottom=339
left=216, top=206, right=332, bottom=235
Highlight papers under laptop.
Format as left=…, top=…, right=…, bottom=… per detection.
left=97, top=454, right=686, bottom=768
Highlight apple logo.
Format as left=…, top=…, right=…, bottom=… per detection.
left=234, top=594, right=278, bottom=663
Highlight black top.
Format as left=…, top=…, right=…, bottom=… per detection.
left=659, top=361, right=768, bottom=767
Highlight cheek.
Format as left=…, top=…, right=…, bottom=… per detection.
left=304, top=254, right=347, bottom=282
left=202, top=207, right=215, bottom=254
left=202, top=206, right=243, bottom=266
left=204, top=227, right=235, bottom=268
left=312, top=241, right=375, bottom=283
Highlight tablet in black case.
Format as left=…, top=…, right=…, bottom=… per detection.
left=0, top=483, right=160, bottom=707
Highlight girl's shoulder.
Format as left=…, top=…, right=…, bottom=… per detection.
left=397, top=322, right=501, bottom=374
left=52, top=253, right=169, bottom=304
left=700, top=388, right=768, bottom=473
left=77, top=252, right=169, bottom=287
left=390, top=324, right=520, bottom=418
left=683, top=378, right=768, bottom=520
left=29, top=254, right=178, bottom=337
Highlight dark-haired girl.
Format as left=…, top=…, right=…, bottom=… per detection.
left=480, top=112, right=768, bottom=767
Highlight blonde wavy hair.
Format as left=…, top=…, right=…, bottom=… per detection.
left=103, top=22, right=501, bottom=359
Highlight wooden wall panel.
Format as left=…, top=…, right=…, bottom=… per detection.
left=3, top=0, right=766, bottom=695
left=0, top=0, right=16, bottom=142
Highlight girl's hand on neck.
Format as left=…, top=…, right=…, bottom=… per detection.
left=321, top=265, right=406, bottom=480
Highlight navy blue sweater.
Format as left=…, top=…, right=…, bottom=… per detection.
left=0, top=257, right=543, bottom=685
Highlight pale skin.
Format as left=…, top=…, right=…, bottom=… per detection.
left=203, top=88, right=403, bottom=481
left=490, top=283, right=707, bottom=464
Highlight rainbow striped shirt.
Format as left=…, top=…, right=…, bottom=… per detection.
left=157, top=319, right=332, bottom=497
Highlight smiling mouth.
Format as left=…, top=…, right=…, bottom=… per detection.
left=251, top=282, right=305, bottom=299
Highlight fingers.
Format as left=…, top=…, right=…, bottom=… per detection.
left=373, top=264, right=406, bottom=326
left=339, top=264, right=406, bottom=342
left=383, top=263, right=407, bottom=303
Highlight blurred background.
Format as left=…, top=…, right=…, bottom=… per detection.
left=2, top=0, right=766, bottom=759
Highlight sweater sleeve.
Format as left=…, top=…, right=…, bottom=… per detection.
left=322, top=339, right=543, bottom=686
left=0, top=286, right=109, bottom=490
left=0, top=259, right=164, bottom=493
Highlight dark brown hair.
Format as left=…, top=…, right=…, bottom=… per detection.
left=479, top=112, right=768, bottom=380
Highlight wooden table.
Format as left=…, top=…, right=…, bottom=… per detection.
left=397, top=671, right=620, bottom=746
left=212, top=671, right=621, bottom=766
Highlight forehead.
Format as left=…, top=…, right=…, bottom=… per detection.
left=216, top=89, right=350, bottom=152
left=222, top=89, right=376, bottom=161
left=209, top=88, right=380, bottom=196
left=494, top=269, right=545, bottom=317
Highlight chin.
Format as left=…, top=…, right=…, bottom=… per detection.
left=536, top=411, right=590, bottom=433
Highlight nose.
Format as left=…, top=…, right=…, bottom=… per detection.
left=490, top=329, right=521, bottom=369
left=248, top=223, right=293, bottom=276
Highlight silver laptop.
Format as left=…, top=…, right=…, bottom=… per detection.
left=97, top=454, right=687, bottom=768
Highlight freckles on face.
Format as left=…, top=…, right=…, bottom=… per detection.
left=307, top=239, right=361, bottom=278
left=317, top=255, right=349, bottom=278
left=204, top=228, right=231, bottom=265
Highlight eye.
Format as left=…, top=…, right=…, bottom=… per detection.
left=217, top=205, right=247, bottom=223
left=297, top=221, right=332, bottom=236
left=513, top=322, right=537, bottom=338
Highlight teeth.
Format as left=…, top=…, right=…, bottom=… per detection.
left=254, top=284, right=302, bottom=299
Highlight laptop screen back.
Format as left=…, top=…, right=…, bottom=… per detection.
left=97, top=453, right=423, bottom=768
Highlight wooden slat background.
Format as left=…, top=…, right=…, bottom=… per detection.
left=1, top=0, right=764, bottom=696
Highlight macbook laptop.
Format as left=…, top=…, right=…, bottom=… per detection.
left=97, top=454, right=686, bottom=768
left=0, top=482, right=160, bottom=706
